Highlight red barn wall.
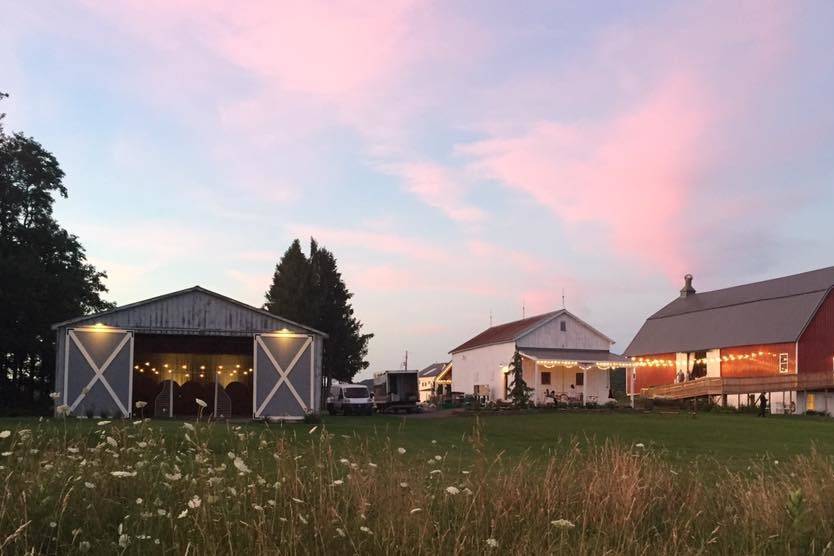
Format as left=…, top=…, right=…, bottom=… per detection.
left=799, top=289, right=834, bottom=374
left=720, top=343, right=796, bottom=377
left=630, top=354, right=676, bottom=394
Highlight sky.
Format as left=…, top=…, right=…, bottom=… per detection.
left=2, top=1, right=834, bottom=379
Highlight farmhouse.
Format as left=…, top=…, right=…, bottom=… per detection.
left=625, top=268, right=834, bottom=414
left=450, top=310, right=627, bottom=404
left=52, top=286, right=326, bottom=420
left=418, top=361, right=451, bottom=402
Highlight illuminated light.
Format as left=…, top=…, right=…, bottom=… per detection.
left=236, top=364, right=240, bottom=368
left=181, top=365, right=187, bottom=369
left=217, top=371, right=222, bottom=375
left=163, top=364, right=168, bottom=368
left=200, top=365, right=206, bottom=370
left=199, top=373, right=204, bottom=378
left=167, top=369, right=172, bottom=374
left=219, top=365, right=224, bottom=369
left=248, top=368, right=252, bottom=372
left=134, top=365, right=139, bottom=370
left=145, top=362, right=150, bottom=366
left=151, top=368, right=156, bottom=372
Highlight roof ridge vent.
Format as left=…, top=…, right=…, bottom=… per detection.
left=680, top=274, right=696, bottom=298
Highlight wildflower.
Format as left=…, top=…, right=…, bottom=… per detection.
left=253, top=504, right=264, bottom=511
left=177, top=509, right=188, bottom=519
left=397, top=447, right=406, bottom=455
left=157, top=509, right=167, bottom=516
left=400, top=482, right=409, bottom=488
left=0, top=431, right=9, bottom=439
left=50, top=392, right=61, bottom=400
left=68, top=447, right=79, bottom=454
left=430, top=469, right=442, bottom=475
left=56, top=404, right=71, bottom=417
left=339, top=458, right=350, bottom=465
left=434, top=455, right=442, bottom=461
left=360, top=526, right=373, bottom=535
left=431, top=439, right=437, bottom=444
left=84, top=482, right=95, bottom=489
left=635, top=443, right=645, bottom=448
left=368, top=462, right=378, bottom=468
left=227, top=452, right=236, bottom=460
left=79, top=541, right=91, bottom=552
left=137, top=442, right=147, bottom=448
left=551, top=519, right=576, bottom=529
left=135, top=401, right=147, bottom=409
left=332, top=479, right=344, bottom=486
left=118, top=534, right=129, bottom=548
left=164, top=472, right=182, bottom=482
left=486, top=538, right=499, bottom=548
left=308, top=426, right=318, bottom=434
left=409, top=508, right=422, bottom=514
left=136, top=498, right=144, bottom=505
left=195, top=398, right=207, bottom=408
left=188, top=495, right=201, bottom=509
left=445, top=486, right=460, bottom=495
left=110, top=471, right=137, bottom=478
left=97, top=421, right=111, bottom=426
left=106, top=437, right=118, bottom=448
left=233, top=457, right=251, bottom=474
left=336, top=527, right=346, bottom=537
left=50, top=521, right=57, bottom=528
left=774, top=460, right=780, bottom=465
left=183, top=423, right=195, bottom=432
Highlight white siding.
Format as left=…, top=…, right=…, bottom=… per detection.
left=517, top=315, right=611, bottom=350
left=451, top=342, right=516, bottom=400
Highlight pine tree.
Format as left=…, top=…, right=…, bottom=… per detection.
left=264, top=239, right=310, bottom=321
left=264, top=238, right=372, bottom=385
left=507, top=349, right=533, bottom=408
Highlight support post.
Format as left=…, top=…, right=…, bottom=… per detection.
left=169, top=379, right=173, bottom=419
left=214, top=376, right=219, bottom=417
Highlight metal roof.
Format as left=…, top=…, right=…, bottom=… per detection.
left=418, top=362, right=449, bottom=378
left=520, top=348, right=630, bottom=363
left=625, top=266, right=834, bottom=356
left=450, top=309, right=613, bottom=354
left=51, top=286, right=328, bottom=337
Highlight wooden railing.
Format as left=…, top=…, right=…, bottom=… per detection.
left=641, top=372, right=834, bottom=400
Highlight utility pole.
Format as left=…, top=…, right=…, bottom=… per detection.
left=403, top=350, right=408, bottom=371
left=562, top=288, right=566, bottom=309
left=522, top=299, right=526, bottom=318
left=489, top=309, right=493, bottom=327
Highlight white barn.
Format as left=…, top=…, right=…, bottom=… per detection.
left=449, top=310, right=628, bottom=404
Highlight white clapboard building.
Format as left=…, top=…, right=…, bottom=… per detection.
left=449, top=310, right=628, bottom=405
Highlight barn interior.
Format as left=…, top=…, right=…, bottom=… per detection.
left=132, top=334, right=254, bottom=417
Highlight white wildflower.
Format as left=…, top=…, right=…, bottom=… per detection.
left=397, top=447, right=406, bottom=455
left=551, top=519, right=576, bottom=529
left=635, top=443, right=645, bottom=449
left=360, top=526, right=373, bottom=535
left=50, top=392, right=61, bottom=400
left=434, top=455, right=442, bottom=461
left=164, top=472, right=182, bottom=481
left=79, top=541, right=91, bottom=552
left=96, top=421, right=111, bottom=426
left=136, top=498, right=143, bottom=505
left=188, top=495, right=201, bottom=509
left=336, top=527, right=346, bottom=537
left=430, top=469, right=442, bottom=475
left=233, top=457, right=251, bottom=474
left=253, top=504, right=264, bottom=511
left=195, top=398, right=207, bottom=408
left=106, top=437, right=118, bottom=448
left=56, top=404, right=71, bottom=416
left=332, top=479, right=344, bottom=486
left=118, top=534, right=129, bottom=548
left=134, top=401, right=147, bottom=409
left=409, top=508, right=422, bottom=514
left=445, top=486, right=460, bottom=495
left=183, top=423, right=195, bottom=432
left=308, top=426, right=318, bottom=434
left=399, top=482, right=409, bottom=489
left=84, top=482, right=96, bottom=489
left=486, top=538, right=499, bottom=548
left=177, top=509, right=188, bottom=519
left=110, top=471, right=137, bottom=478
left=0, top=431, right=10, bottom=439
left=368, top=462, right=378, bottom=468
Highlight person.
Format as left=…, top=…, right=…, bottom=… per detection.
left=757, top=393, right=768, bottom=417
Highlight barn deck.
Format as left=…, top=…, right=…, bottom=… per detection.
left=641, top=371, right=834, bottom=400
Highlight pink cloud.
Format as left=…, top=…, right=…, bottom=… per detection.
left=377, top=162, right=486, bottom=223
left=460, top=75, right=709, bottom=277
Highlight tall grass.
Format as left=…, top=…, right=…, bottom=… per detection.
left=0, top=417, right=832, bottom=554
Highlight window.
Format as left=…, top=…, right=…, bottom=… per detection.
left=540, top=371, right=551, bottom=385
left=575, top=372, right=584, bottom=386
left=779, top=353, right=789, bottom=374
left=560, top=321, right=567, bottom=332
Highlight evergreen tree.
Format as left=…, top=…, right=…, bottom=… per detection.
left=507, top=349, right=533, bottom=407
left=264, top=239, right=310, bottom=321
left=264, top=238, right=372, bottom=385
left=0, top=94, right=113, bottom=410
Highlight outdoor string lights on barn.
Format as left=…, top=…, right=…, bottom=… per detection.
left=51, top=287, right=327, bottom=420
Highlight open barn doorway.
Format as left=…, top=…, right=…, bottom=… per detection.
left=132, top=334, right=253, bottom=418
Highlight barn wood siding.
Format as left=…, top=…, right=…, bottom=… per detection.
left=59, top=291, right=306, bottom=336
left=720, top=343, right=796, bottom=377
left=799, top=289, right=834, bottom=374
left=517, top=315, right=610, bottom=351
left=632, top=354, right=676, bottom=393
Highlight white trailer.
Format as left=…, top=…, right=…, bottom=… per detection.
left=373, top=370, right=419, bottom=413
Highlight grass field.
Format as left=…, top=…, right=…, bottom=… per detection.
left=2, top=410, right=834, bottom=554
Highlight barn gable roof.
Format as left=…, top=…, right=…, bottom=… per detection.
left=51, top=286, right=328, bottom=337
left=625, top=266, right=834, bottom=356
left=450, top=309, right=613, bottom=354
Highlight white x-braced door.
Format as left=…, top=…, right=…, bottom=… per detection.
left=253, top=333, right=314, bottom=419
left=64, top=328, right=134, bottom=418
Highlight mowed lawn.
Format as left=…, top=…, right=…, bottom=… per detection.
left=5, top=409, right=832, bottom=465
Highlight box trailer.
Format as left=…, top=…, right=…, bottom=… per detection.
left=373, top=370, right=419, bottom=413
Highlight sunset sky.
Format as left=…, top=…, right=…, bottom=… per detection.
left=3, top=1, right=834, bottom=378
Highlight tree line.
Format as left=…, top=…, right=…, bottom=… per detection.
left=0, top=94, right=371, bottom=413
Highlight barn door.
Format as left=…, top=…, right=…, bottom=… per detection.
left=253, top=333, right=314, bottom=419
left=64, top=328, right=134, bottom=418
